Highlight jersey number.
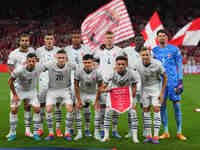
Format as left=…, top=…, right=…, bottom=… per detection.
left=85, top=82, right=91, bottom=87
left=56, top=74, right=64, bottom=81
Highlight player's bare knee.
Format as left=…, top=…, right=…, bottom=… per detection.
left=33, top=107, right=40, bottom=113
left=66, top=104, right=73, bottom=112
left=24, top=100, right=31, bottom=110
left=40, top=103, right=45, bottom=107
left=132, top=105, right=136, bottom=110
left=56, top=103, right=60, bottom=108
left=24, top=105, right=31, bottom=111
left=153, top=106, right=160, bottom=112
left=11, top=107, right=18, bottom=114
left=143, top=107, right=150, bottom=112
left=46, top=105, right=53, bottom=113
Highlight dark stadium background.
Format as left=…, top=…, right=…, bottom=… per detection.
left=0, top=1, right=200, bottom=150
left=0, top=0, right=200, bottom=64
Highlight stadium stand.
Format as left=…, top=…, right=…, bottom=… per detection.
left=0, top=0, right=199, bottom=73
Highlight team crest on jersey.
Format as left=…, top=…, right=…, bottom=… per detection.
left=107, top=58, right=111, bottom=64
left=34, top=72, right=38, bottom=77
left=112, top=53, right=116, bottom=57
left=75, top=57, right=80, bottom=64
left=168, top=53, right=171, bottom=58
left=119, top=81, right=126, bottom=87
left=92, top=74, right=96, bottom=80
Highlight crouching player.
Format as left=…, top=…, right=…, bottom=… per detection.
left=136, top=47, right=167, bottom=144
left=8, top=53, right=42, bottom=141
left=101, top=56, right=141, bottom=143
left=42, top=49, right=75, bottom=141
left=74, top=54, right=104, bottom=141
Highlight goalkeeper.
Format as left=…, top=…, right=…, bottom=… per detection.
left=152, top=29, right=186, bottom=140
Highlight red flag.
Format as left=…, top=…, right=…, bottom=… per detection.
left=141, top=11, right=164, bottom=49
left=169, top=18, right=200, bottom=46
left=109, top=86, right=133, bottom=113
left=81, top=0, right=135, bottom=50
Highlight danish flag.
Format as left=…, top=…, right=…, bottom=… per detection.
left=169, top=18, right=200, bottom=46
left=141, top=11, right=164, bottom=49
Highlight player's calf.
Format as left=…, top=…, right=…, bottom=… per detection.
left=64, top=104, right=74, bottom=141
left=45, top=105, right=54, bottom=140
left=32, top=107, right=41, bottom=141
left=24, top=100, right=32, bottom=134
left=7, top=107, right=18, bottom=140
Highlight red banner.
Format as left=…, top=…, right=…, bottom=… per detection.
left=0, top=64, right=8, bottom=72
left=109, top=86, right=132, bottom=113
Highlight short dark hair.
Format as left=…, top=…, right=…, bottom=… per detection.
left=115, top=55, right=128, bottom=62
left=45, top=30, right=54, bottom=36
left=20, top=33, right=30, bottom=40
left=157, top=29, right=168, bottom=36
left=27, top=53, right=37, bottom=59
left=56, top=49, right=66, bottom=54
left=82, top=54, right=93, bottom=61
left=105, top=31, right=114, bottom=35
left=140, top=47, right=151, bottom=52
left=134, top=33, right=143, bottom=38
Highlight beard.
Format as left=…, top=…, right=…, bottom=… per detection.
left=159, top=40, right=166, bottom=45
left=21, top=45, right=28, bottom=49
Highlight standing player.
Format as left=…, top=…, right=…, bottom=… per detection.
left=65, top=30, right=92, bottom=137
left=94, top=31, right=124, bottom=138
left=7, top=33, right=35, bottom=139
left=101, top=56, right=141, bottom=143
left=152, top=29, right=186, bottom=140
left=43, top=49, right=75, bottom=141
left=8, top=53, right=41, bottom=141
left=123, top=33, right=145, bottom=138
left=123, top=33, right=144, bottom=69
left=74, top=54, right=104, bottom=141
left=36, top=30, right=62, bottom=137
left=136, top=47, right=167, bottom=144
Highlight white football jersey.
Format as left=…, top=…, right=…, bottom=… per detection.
left=74, top=67, right=103, bottom=94
left=65, top=44, right=92, bottom=66
left=7, top=47, right=35, bottom=68
left=106, top=68, right=141, bottom=93
left=136, top=58, right=165, bottom=88
left=94, top=46, right=124, bottom=80
left=123, top=46, right=141, bottom=69
left=11, top=64, right=42, bottom=91
left=36, top=46, right=60, bottom=65
left=43, top=62, right=76, bottom=89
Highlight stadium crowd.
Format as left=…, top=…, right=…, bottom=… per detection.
left=0, top=0, right=199, bottom=70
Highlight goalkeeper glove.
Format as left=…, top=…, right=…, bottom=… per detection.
left=174, top=80, right=184, bottom=95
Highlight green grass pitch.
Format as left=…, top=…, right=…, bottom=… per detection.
left=0, top=73, right=200, bottom=150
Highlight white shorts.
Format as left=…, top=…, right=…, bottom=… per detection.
left=38, top=71, right=49, bottom=103
left=46, top=88, right=73, bottom=105
left=79, top=92, right=96, bottom=105
left=10, top=89, right=40, bottom=108
left=142, top=86, right=161, bottom=108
